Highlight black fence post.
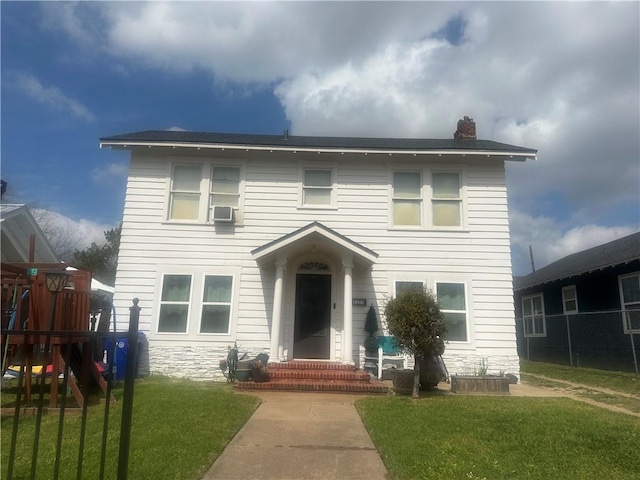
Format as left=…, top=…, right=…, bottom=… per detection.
left=117, top=299, right=140, bottom=480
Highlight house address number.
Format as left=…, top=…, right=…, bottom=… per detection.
left=352, top=298, right=367, bottom=306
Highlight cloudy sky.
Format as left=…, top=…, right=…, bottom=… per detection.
left=2, top=2, right=638, bottom=275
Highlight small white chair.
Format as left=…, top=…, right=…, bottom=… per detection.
left=377, top=335, right=408, bottom=380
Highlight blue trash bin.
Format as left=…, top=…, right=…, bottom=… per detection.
left=114, top=332, right=145, bottom=381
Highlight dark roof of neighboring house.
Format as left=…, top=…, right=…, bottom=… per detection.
left=514, top=232, right=640, bottom=291
left=100, top=130, right=537, bottom=156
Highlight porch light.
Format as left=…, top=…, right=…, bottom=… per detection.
left=45, top=271, right=70, bottom=293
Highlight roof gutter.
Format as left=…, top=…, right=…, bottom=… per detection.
left=99, top=140, right=536, bottom=160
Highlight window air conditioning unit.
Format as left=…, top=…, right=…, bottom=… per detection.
left=212, top=206, right=234, bottom=223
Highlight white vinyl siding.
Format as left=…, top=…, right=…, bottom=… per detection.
left=115, top=151, right=517, bottom=378
left=522, top=294, right=545, bottom=337
left=619, top=273, right=640, bottom=333
left=562, top=285, right=578, bottom=314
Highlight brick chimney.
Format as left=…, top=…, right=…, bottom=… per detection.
left=453, top=116, right=476, bottom=140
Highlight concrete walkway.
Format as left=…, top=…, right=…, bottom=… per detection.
left=202, top=382, right=565, bottom=480
left=202, top=391, right=390, bottom=480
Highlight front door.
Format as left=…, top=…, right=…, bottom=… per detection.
left=293, top=273, right=331, bottom=359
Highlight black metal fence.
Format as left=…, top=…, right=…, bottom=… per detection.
left=1, top=300, right=140, bottom=479
left=515, top=310, right=639, bottom=375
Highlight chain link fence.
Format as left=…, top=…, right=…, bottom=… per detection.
left=515, top=310, right=639, bottom=375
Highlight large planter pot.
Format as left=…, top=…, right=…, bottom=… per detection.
left=391, top=369, right=416, bottom=395
left=417, top=355, right=446, bottom=390
left=450, top=375, right=510, bottom=395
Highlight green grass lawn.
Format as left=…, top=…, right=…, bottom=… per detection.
left=1, top=376, right=260, bottom=480
left=357, top=396, right=640, bottom=480
left=520, top=360, right=639, bottom=396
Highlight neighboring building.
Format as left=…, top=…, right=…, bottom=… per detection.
left=100, top=117, right=537, bottom=380
left=0, top=204, right=58, bottom=263
left=514, top=232, right=640, bottom=371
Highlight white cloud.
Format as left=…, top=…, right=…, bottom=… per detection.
left=45, top=2, right=639, bottom=271
left=11, top=71, right=95, bottom=122
left=91, top=163, right=130, bottom=183
left=31, top=208, right=114, bottom=259
left=166, top=126, right=187, bottom=132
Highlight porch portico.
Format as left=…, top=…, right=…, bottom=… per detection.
left=251, top=222, right=378, bottom=364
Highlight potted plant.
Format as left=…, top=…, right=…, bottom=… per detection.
left=252, top=353, right=270, bottom=382
left=384, top=286, right=446, bottom=398
left=363, top=305, right=379, bottom=357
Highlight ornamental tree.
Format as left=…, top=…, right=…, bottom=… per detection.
left=384, top=286, right=446, bottom=398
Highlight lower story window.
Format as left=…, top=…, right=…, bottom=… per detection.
left=157, top=272, right=234, bottom=335
left=201, top=275, right=233, bottom=334
left=620, top=273, right=640, bottom=333
left=522, top=294, right=545, bottom=337
left=158, top=274, right=192, bottom=333
left=436, top=282, right=468, bottom=342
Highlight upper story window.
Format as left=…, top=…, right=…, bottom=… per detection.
left=211, top=167, right=240, bottom=207
left=169, top=165, right=201, bottom=221
left=522, top=294, right=545, bottom=337
left=167, top=161, right=244, bottom=224
left=619, top=273, right=640, bottom=333
left=302, top=168, right=333, bottom=207
left=392, top=171, right=422, bottom=227
left=562, top=285, right=578, bottom=314
left=432, top=172, right=461, bottom=227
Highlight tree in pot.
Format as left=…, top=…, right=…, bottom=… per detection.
left=384, top=286, right=446, bottom=398
left=363, top=306, right=379, bottom=356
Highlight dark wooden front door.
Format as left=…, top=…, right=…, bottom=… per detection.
left=294, top=273, right=331, bottom=359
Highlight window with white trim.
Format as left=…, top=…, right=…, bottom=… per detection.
left=392, top=171, right=422, bottom=226
left=436, top=282, right=468, bottom=342
left=395, top=281, right=423, bottom=296
left=168, top=165, right=201, bottom=221
left=157, top=272, right=236, bottom=336
left=302, top=168, right=334, bottom=206
left=210, top=166, right=240, bottom=208
left=200, top=275, right=233, bottom=334
left=522, top=294, right=545, bottom=337
left=431, top=172, right=461, bottom=227
left=167, top=161, right=244, bottom=224
left=158, top=274, right=192, bottom=332
left=562, top=285, right=578, bottom=314
left=619, top=273, right=640, bottom=333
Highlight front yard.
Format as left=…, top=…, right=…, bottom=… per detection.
left=356, top=395, right=640, bottom=480
left=1, top=377, right=260, bottom=480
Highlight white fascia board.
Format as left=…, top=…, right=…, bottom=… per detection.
left=100, top=140, right=536, bottom=161
left=253, top=224, right=378, bottom=265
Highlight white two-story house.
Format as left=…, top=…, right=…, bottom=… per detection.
left=100, top=117, right=536, bottom=380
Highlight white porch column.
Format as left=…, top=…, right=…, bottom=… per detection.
left=342, top=255, right=354, bottom=364
left=270, top=257, right=286, bottom=361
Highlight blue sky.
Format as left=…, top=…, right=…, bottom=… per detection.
left=1, top=2, right=639, bottom=275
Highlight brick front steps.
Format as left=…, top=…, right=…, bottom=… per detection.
left=235, top=361, right=389, bottom=394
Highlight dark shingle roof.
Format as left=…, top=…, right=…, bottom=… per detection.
left=100, top=130, right=537, bottom=155
left=514, top=232, right=640, bottom=290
